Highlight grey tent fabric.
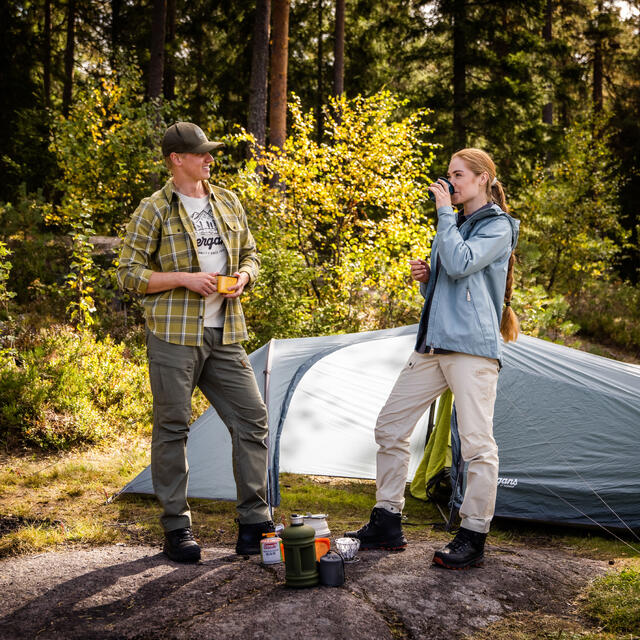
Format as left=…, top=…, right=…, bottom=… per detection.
left=118, top=326, right=640, bottom=531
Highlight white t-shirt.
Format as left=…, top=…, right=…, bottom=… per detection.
left=178, top=192, right=228, bottom=328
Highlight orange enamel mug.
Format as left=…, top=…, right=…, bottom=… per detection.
left=314, top=537, right=331, bottom=561
left=217, top=274, right=238, bottom=294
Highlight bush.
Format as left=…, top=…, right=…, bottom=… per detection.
left=569, top=279, right=640, bottom=352
left=0, top=240, right=15, bottom=318
left=225, top=91, right=439, bottom=340
left=512, top=284, right=579, bottom=341
left=49, top=64, right=168, bottom=235
left=515, top=119, right=626, bottom=297
left=0, top=326, right=151, bottom=449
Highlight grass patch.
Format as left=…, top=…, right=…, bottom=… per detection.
left=489, top=519, right=640, bottom=562
left=465, top=611, right=631, bottom=640
left=0, top=518, right=120, bottom=558
left=581, top=564, right=640, bottom=634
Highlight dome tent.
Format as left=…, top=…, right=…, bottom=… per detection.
left=116, top=325, right=640, bottom=533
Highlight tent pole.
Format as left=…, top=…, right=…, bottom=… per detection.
left=264, top=339, right=275, bottom=520
left=424, top=400, right=437, bottom=449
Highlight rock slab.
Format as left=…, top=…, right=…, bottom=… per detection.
left=0, top=542, right=606, bottom=640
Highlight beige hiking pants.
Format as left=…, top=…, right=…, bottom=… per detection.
left=375, top=351, right=500, bottom=533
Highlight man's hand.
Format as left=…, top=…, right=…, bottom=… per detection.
left=183, top=272, right=219, bottom=296
left=221, top=272, right=250, bottom=299
left=147, top=271, right=218, bottom=295
left=409, top=259, right=430, bottom=283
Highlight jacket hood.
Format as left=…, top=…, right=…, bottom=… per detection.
left=464, top=203, right=520, bottom=251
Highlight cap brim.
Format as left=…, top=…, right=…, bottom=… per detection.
left=191, top=141, right=225, bottom=154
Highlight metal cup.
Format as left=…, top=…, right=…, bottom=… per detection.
left=428, top=177, right=454, bottom=202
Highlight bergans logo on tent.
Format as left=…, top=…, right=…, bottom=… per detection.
left=497, top=477, right=518, bottom=488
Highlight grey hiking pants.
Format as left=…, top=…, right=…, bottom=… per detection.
left=146, top=327, right=270, bottom=532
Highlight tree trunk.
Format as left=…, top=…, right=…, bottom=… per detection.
left=111, top=0, right=122, bottom=72
left=542, top=0, right=553, bottom=124
left=316, top=0, right=324, bottom=141
left=333, top=0, right=345, bottom=97
left=248, top=0, right=271, bottom=149
left=43, top=0, right=51, bottom=108
left=62, top=0, right=76, bottom=116
left=147, top=0, right=167, bottom=100
left=164, top=0, right=176, bottom=101
left=269, top=0, right=290, bottom=149
left=452, top=0, right=466, bottom=150
left=592, top=1, right=603, bottom=113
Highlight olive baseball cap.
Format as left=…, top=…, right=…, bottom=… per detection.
left=161, top=122, right=225, bottom=157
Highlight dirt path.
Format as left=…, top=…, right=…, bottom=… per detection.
left=0, top=541, right=606, bottom=640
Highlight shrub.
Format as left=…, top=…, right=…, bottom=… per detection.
left=512, top=284, right=579, bottom=341
left=0, top=240, right=15, bottom=318
left=49, top=64, right=168, bottom=235
left=515, top=120, right=626, bottom=297
left=569, top=279, right=640, bottom=352
left=48, top=65, right=170, bottom=327
left=0, top=326, right=151, bottom=449
left=224, top=91, right=439, bottom=341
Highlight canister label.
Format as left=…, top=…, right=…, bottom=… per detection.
left=261, top=537, right=283, bottom=564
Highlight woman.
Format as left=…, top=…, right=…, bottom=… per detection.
left=346, top=148, right=520, bottom=569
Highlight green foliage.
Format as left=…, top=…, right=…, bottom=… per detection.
left=0, top=185, right=68, bottom=311
left=65, top=209, right=98, bottom=328
left=228, top=91, right=438, bottom=339
left=582, top=568, right=640, bottom=634
left=49, top=65, right=168, bottom=235
left=570, top=279, right=640, bottom=352
left=0, top=241, right=15, bottom=317
left=516, top=120, right=627, bottom=296
left=47, top=65, right=169, bottom=326
left=512, top=284, right=579, bottom=341
left=0, top=326, right=151, bottom=449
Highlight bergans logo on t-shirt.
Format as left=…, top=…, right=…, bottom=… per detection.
left=190, top=206, right=225, bottom=256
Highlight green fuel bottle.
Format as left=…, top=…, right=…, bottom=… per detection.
left=281, top=514, right=319, bottom=588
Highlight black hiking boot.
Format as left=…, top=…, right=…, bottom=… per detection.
left=163, top=527, right=201, bottom=563
left=344, top=507, right=407, bottom=550
left=235, top=520, right=275, bottom=555
left=432, top=527, right=486, bottom=569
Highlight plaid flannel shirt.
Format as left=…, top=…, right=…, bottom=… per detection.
left=117, top=178, right=260, bottom=346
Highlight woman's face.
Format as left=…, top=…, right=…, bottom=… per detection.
left=447, top=157, right=488, bottom=207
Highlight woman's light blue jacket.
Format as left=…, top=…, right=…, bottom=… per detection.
left=415, top=203, right=520, bottom=363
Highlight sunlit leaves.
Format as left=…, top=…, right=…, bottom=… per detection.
left=229, top=91, right=439, bottom=336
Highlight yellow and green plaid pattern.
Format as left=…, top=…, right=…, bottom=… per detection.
left=117, top=179, right=260, bottom=346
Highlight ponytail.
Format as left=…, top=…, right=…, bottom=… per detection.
left=492, top=179, right=519, bottom=342
left=500, top=252, right=519, bottom=342
left=491, top=180, right=508, bottom=212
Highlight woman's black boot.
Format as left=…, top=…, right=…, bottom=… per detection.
left=432, top=527, right=486, bottom=569
left=344, top=507, right=407, bottom=550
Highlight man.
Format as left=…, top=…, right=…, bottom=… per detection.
left=118, top=122, right=274, bottom=562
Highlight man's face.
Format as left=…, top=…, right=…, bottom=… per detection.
left=172, top=152, right=213, bottom=181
